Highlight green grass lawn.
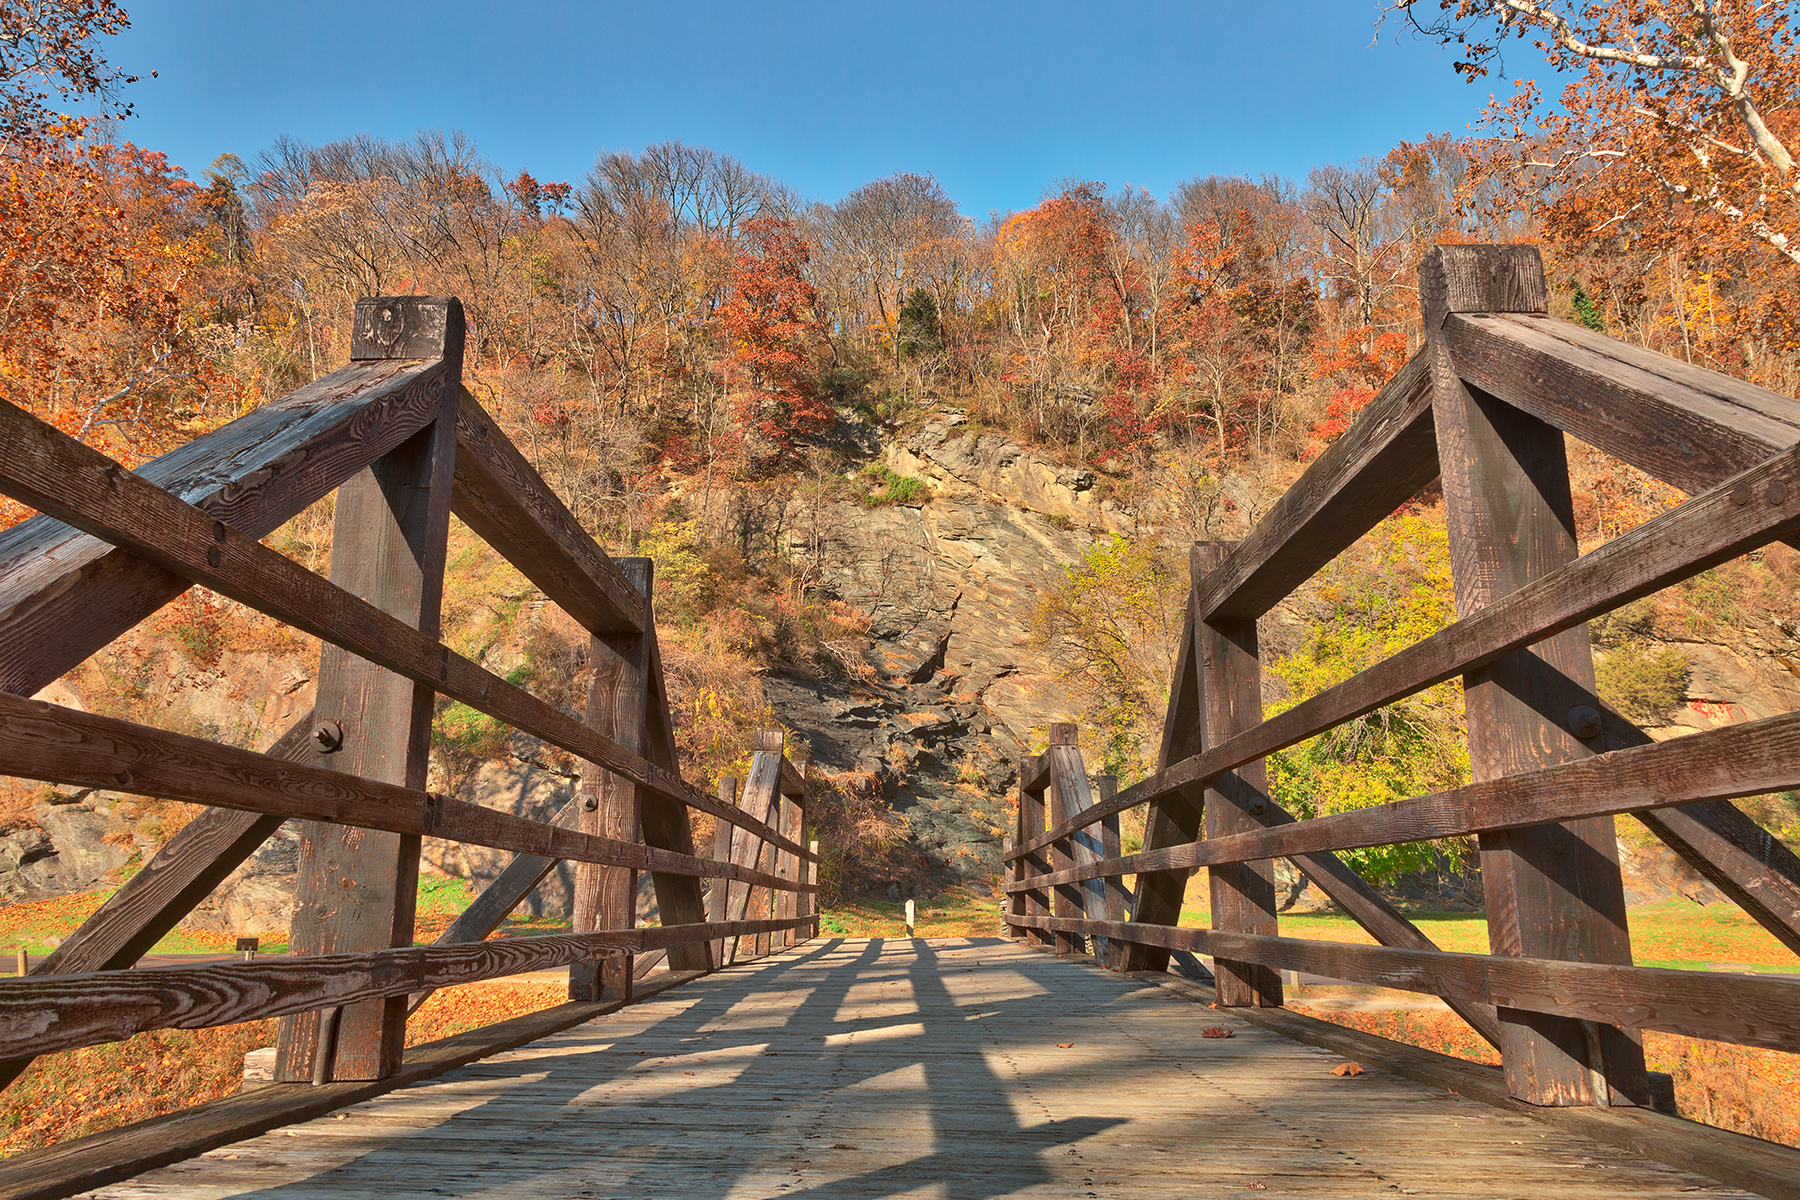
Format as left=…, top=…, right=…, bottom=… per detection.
left=2, top=873, right=1792, bottom=975
left=1172, top=898, right=1797, bottom=973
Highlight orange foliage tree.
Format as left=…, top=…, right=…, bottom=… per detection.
left=1396, top=1, right=1800, bottom=264
left=720, top=217, right=830, bottom=459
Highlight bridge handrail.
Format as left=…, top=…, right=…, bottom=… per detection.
left=1006, top=244, right=1800, bottom=1114
left=0, top=296, right=821, bottom=1113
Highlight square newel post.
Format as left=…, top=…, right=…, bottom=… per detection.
left=725, top=730, right=783, bottom=963
left=1017, top=755, right=1054, bottom=948
left=775, top=770, right=804, bottom=948
left=1421, top=245, right=1646, bottom=1107
left=1046, top=723, right=1087, bottom=957
left=1195, top=541, right=1282, bottom=1008
left=275, top=297, right=463, bottom=1082
left=709, top=776, right=737, bottom=965
left=1097, top=776, right=1128, bottom=970
left=571, top=557, right=653, bottom=1002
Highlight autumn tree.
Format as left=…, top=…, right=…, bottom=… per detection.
left=720, top=217, right=830, bottom=459
left=0, top=0, right=142, bottom=142
left=816, top=172, right=967, bottom=368
left=1395, top=0, right=1800, bottom=264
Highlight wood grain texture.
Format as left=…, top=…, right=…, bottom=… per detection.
left=1636, top=800, right=1800, bottom=958
left=571, top=557, right=651, bottom=1002
left=1046, top=746, right=1086, bottom=957
left=0, top=692, right=808, bottom=894
left=1048, top=745, right=1108, bottom=960
left=424, top=793, right=583, bottom=953
left=350, top=296, right=465, bottom=362
left=279, top=410, right=458, bottom=1083
left=31, top=713, right=314, bottom=979
left=0, top=716, right=316, bottom=1092
left=1096, top=780, right=1127, bottom=970
left=1419, top=244, right=1548, bottom=329
left=722, top=744, right=782, bottom=965
left=1120, top=605, right=1205, bottom=973
left=1195, top=542, right=1281, bottom=1007
left=1196, top=350, right=1439, bottom=622
left=1448, top=312, right=1800, bottom=497
left=0, top=966, right=714, bottom=1200
left=708, top=776, right=737, bottom=966
left=1225, top=1002, right=1800, bottom=1200
left=1017, top=759, right=1054, bottom=949
left=1009, top=433, right=1800, bottom=861
left=635, top=634, right=715, bottom=973
left=448, top=388, right=642, bottom=635
left=406, top=793, right=588, bottom=1016
left=1013, top=708, right=1800, bottom=889
left=0, top=358, right=448, bottom=696
left=1427, top=256, right=1644, bottom=1107
left=71, top=939, right=1771, bottom=1200
left=0, top=919, right=806, bottom=1063
left=1009, top=914, right=1800, bottom=1054
left=0, top=397, right=812, bottom=864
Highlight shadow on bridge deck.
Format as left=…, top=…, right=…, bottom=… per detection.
left=92, top=938, right=1755, bottom=1199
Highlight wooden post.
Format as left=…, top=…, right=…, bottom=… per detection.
left=570, top=558, right=652, bottom=1002
left=807, top=838, right=820, bottom=938
left=1046, top=724, right=1086, bottom=956
left=1099, top=776, right=1127, bottom=970
left=776, top=785, right=802, bottom=948
left=1422, top=245, right=1646, bottom=1107
left=1017, top=756, right=1054, bottom=948
left=709, top=777, right=737, bottom=967
left=1196, top=541, right=1282, bottom=1008
left=637, top=641, right=712, bottom=974
left=725, top=731, right=782, bottom=963
left=275, top=297, right=462, bottom=1083
left=1122, top=605, right=1207, bottom=972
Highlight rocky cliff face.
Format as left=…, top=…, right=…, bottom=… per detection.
left=766, top=411, right=1109, bottom=888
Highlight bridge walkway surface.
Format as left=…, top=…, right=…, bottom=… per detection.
left=86, top=938, right=1757, bottom=1200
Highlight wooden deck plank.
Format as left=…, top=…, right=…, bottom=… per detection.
left=74, top=939, right=1762, bottom=1200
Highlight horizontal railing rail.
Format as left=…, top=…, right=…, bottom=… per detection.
left=1007, top=434, right=1800, bottom=862
left=0, top=295, right=824, bottom=1160
left=1006, top=245, right=1800, bottom=1124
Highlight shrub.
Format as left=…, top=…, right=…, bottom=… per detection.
left=859, top=464, right=931, bottom=508
left=1594, top=641, right=1690, bottom=723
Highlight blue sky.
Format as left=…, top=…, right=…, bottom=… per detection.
left=107, top=1, right=1503, bottom=218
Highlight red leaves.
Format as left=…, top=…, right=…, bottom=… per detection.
left=720, top=217, right=830, bottom=457
left=1055, top=1042, right=1075, bottom=1049
left=1202, top=1026, right=1234, bottom=1039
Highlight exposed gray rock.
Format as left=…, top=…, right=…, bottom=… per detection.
left=0, top=792, right=133, bottom=902
left=771, top=432, right=1113, bottom=888
left=181, top=821, right=303, bottom=937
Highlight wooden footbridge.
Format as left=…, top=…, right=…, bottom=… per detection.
left=0, top=247, right=1794, bottom=1198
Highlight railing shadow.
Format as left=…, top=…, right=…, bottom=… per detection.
left=216, top=937, right=1130, bottom=1200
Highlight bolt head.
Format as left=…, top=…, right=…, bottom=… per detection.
left=311, top=719, right=344, bottom=754
left=1567, top=705, right=1602, bottom=741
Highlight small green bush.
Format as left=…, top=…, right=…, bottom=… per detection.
left=1594, top=641, right=1691, bottom=722
left=436, top=700, right=510, bottom=760
left=860, top=463, right=931, bottom=507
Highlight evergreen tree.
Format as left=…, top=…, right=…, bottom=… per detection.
left=896, top=287, right=942, bottom=360
left=1570, top=279, right=1607, bottom=334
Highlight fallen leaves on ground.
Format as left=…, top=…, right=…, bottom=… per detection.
left=1056, top=1042, right=1075, bottom=1048
left=1331, top=1062, right=1365, bottom=1077
left=1202, top=1026, right=1234, bottom=1038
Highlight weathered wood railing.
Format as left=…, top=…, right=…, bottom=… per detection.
left=1005, top=246, right=1800, bottom=1116
left=0, top=296, right=819, bottom=1187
